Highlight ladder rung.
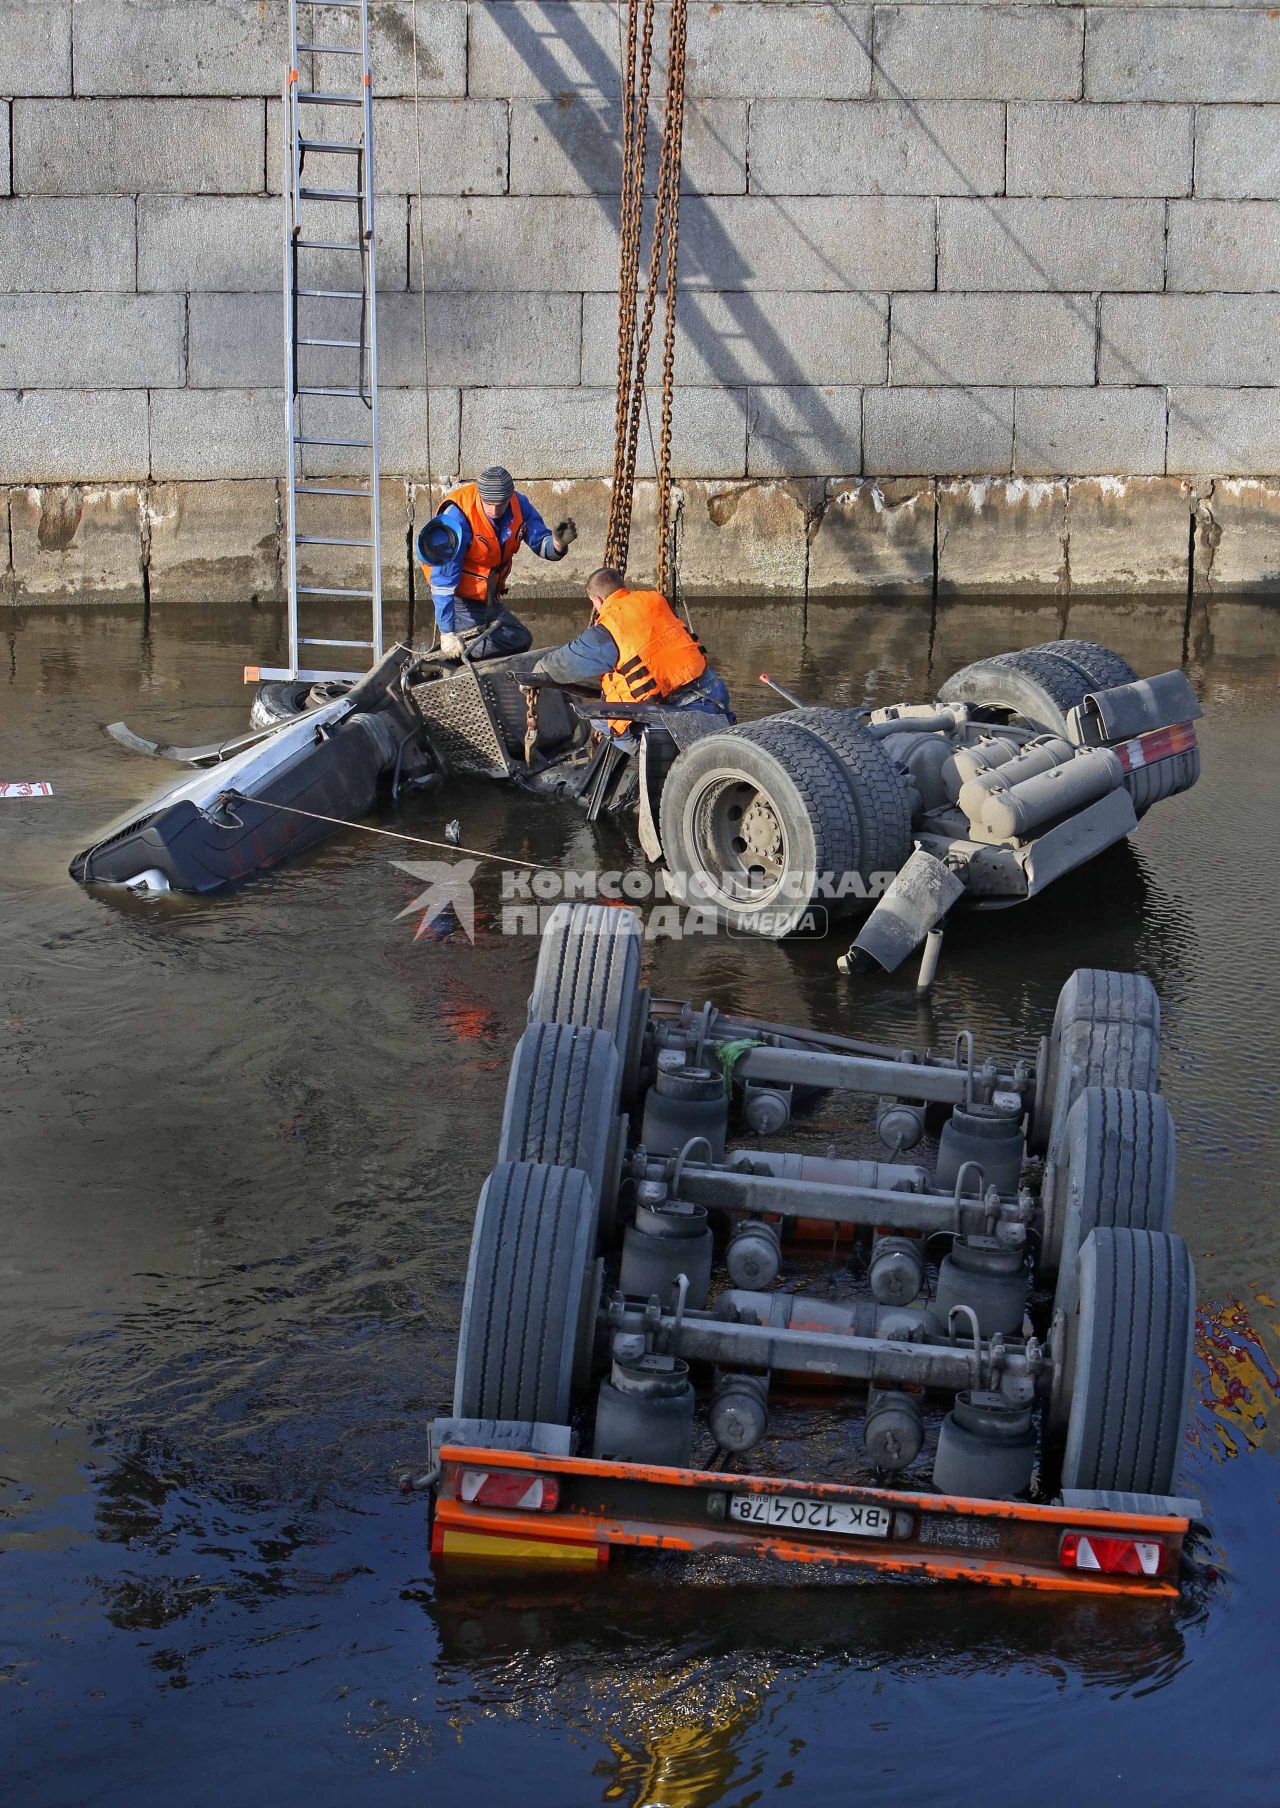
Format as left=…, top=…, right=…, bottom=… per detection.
left=294, top=435, right=372, bottom=448
left=297, top=288, right=364, bottom=298
left=296, top=535, right=373, bottom=548
left=298, top=139, right=362, bottom=153
left=297, top=91, right=362, bottom=106
left=298, top=336, right=363, bottom=348
left=295, top=484, right=369, bottom=496
left=298, top=187, right=364, bottom=202
left=296, top=240, right=364, bottom=252
left=300, top=637, right=376, bottom=647
left=297, top=384, right=366, bottom=397
left=296, top=1, right=362, bottom=8
left=296, top=43, right=362, bottom=55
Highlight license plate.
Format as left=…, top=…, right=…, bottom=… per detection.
left=728, top=1493, right=892, bottom=1538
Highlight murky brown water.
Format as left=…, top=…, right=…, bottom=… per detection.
left=2, top=595, right=1278, bottom=1805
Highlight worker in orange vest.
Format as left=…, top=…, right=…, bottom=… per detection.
left=533, top=566, right=732, bottom=736
left=418, top=465, right=577, bottom=660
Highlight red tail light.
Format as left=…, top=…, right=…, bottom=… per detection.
left=1059, top=1531, right=1168, bottom=1577
left=457, top=1469, right=560, bottom=1512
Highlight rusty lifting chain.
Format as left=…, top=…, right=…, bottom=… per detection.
left=605, top=0, right=688, bottom=595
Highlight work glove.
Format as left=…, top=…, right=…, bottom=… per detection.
left=553, top=517, right=578, bottom=553
left=439, top=630, right=467, bottom=659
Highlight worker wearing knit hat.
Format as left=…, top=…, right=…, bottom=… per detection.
left=418, top=465, right=577, bottom=661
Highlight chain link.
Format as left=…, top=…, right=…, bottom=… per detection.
left=606, top=0, right=688, bottom=589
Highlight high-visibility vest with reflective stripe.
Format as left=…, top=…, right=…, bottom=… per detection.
left=596, top=586, right=708, bottom=733
left=429, top=482, right=527, bottom=605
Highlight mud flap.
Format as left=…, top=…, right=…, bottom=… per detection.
left=1021, top=787, right=1137, bottom=896
left=846, top=848, right=966, bottom=973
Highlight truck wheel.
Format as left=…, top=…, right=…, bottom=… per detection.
left=658, top=718, right=859, bottom=938
left=453, top=1162, right=598, bottom=1422
left=249, top=678, right=353, bottom=730
left=527, top=902, right=646, bottom=1097
left=938, top=647, right=1096, bottom=737
left=1044, top=1086, right=1176, bottom=1302
left=755, top=708, right=915, bottom=885
left=1030, top=967, right=1160, bottom=1155
left=1058, top=1227, right=1195, bottom=1496
left=497, top=1021, right=624, bottom=1231
left=1025, top=640, right=1137, bottom=693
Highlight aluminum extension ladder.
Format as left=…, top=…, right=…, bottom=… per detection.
left=263, top=0, right=383, bottom=685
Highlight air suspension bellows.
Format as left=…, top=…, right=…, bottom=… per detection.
left=933, top=1391, right=1036, bottom=1499
left=641, top=1062, right=728, bottom=1161
left=935, top=1236, right=1029, bottom=1337
left=593, top=1353, right=695, bottom=1468
left=936, top=1102, right=1026, bottom=1196
left=620, top=1188, right=714, bottom=1308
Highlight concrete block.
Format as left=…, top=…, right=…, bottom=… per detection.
left=468, top=1, right=637, bottom=99
left=864, top=389, right=1013, bottom=477
left=0, top=2, right=71, bottom=97
left=1194, top=479, right=1280, bottom=593
left=13, top=99, right=264, bottom=196
left=0, top=197, right=135, bottom=291
left=509, top=96, right=746, bottom=196
left=271, top=99, right=505, bottom=199
left=688, top=4, right=871, bottom=98
left=807, top=478, right=936, bottom=595
left=676, top=481, right=812, bottom=594
left=73, top=0, right=276, bottom=96
left=140, top=194, right=406, bottom=293
left=409, top=197, right=619, bottom=290
left=145, top=479, right=281, bottom=604
left=299, top=386, right=461, bottom=478
left=461, top=386, right=746, bottom=480
left=1167, top=202, right=1280, bottom=292
left=1167, top=389, right=1280, bottom=477
left=1067, top=477, right=1195, bottom=593
left=10, top=484, right=143, bottom=600
left=1086, top=8, right=1280, bottom=103
left=0, top=295, right=185, bottom=389
left=750, top=99, right=1004, bottom=196
left=1014, top=387, right=1166, bottom=478
left=1100, top=296, right=1280, bottom=387
left=582, top=290, right=887, bottom=387
left=679, top=196, right=936, bottom=290
left=290, top=478, right=411, bottom=603
left=490, top=478, right=664, bottom=598
left=337, top=1, right=466, bottom=99
left=150, top=390, right=284, bottom=481
left=746, top=386, right=861, bottom=478
left=892, top=294, right=1096, bottom=388
left=1007, top=102, right=1192, bottom=198
left=0, top=391, right=149, bottom=481
left=1195, top=106, right=1280, bottom=200
left=872, top=5, right=1082, bottom=101
left=938, top=198, right=1164, bottom=292
left=937, top=479, right=1067, bottom=595
left=192, top=291, right=583, bottom=390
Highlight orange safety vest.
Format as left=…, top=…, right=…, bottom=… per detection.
left=596, top=587, right=708, bottom=734
left=428, top=482, right=527, bottom=607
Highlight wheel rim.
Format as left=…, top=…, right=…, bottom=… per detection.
left=690, top=772, right=790, bottom=905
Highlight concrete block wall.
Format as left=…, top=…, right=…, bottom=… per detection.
left=1, top=0, right=1278, bottom=602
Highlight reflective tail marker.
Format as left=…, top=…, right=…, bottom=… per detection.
left=1060, top=1532, right=1168, bottom=1577
left=458, top=1469, right=560, bottom=1512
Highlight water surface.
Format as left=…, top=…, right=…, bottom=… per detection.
left=2, top=596, right=1277, bottom=1805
